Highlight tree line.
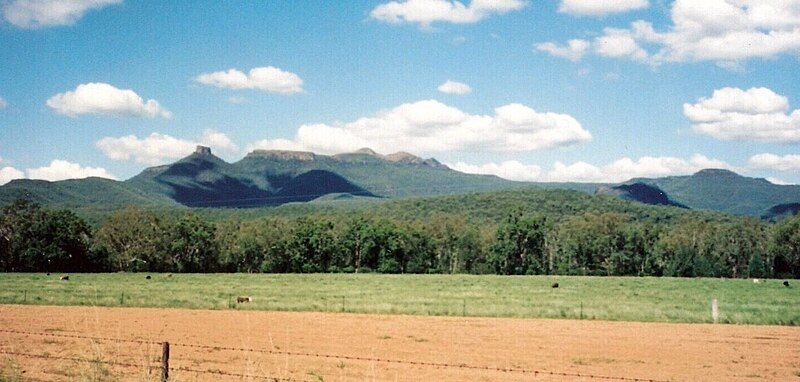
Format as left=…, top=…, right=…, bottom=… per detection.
left=1, top=199, right=798, bottom=278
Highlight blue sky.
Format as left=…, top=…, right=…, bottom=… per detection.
left=1, top=0, right=800, bottom=184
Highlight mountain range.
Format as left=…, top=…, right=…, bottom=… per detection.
left=1, top=146, right=798, bottom=219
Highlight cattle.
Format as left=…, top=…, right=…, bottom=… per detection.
left=59, top=275, right=69, bottom=281
left=237, top=296, right=253, bottom=303
left=753, top=279, right=761, bottom=284
left=784, top=281, right=791, bottom=287
left=551, top=282, right=559, bottom=288
left=145, top=275, right=151, bottom=280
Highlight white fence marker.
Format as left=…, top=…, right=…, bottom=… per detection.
left=711, top=298, right=719, bottom=324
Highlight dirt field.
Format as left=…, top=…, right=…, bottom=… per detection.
left=0, top=305, right=798, bottom=381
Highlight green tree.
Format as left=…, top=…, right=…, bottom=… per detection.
left=771, top=214, right=800, bottom=278
left=93, top=206, right=171, bottom=272
left=0, top=200, right=95, bottom=272
left=490, top=211, right=549, bottom=275
left=168, top=213, right=220, bottom=272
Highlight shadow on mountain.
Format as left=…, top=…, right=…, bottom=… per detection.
left=597, top=183, right=687, bottom=208
left=161, top=169, right=374, bottom=208
left=274, top=170, right=375, bottom=204
left=762, top=203, right=800, bottom=221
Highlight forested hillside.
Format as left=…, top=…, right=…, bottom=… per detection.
left=2, top=192, right=797, bottom=278
left=631, top=169, right=800, bottom=216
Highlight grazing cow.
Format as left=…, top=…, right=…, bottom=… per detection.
left=753, top=279, right=761, bottom=284
left=145, top=275, right=151, bottom=280
left=784, top=281, right=791, bottom=287
left=60, top=275, right=69, bottom=281
left=167, top=274, right=173, bottom=278
left=551, top=282, right=559, bottom=288
left=236, top=296, right=253, bottom=303
left=46, top=272, right=50, bottom=276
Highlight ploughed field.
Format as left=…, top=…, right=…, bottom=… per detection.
left=1, top=273, right=798, bottom=325
left=1, top=305, right=799, bottom=381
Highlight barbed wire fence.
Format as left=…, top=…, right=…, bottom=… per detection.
left=0, top=329, right=668, bottom=382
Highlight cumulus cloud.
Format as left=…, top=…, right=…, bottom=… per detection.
left=0, top=166, right=25, bottom=185
left=370, top=0, right=526, bottom=27
left=47, top=83, right=171, bottom=119
left=684, top=87, right=800, bottom=142
left=247, top=99, right=591, bottom=155
left=558, top=0, right=648, bottom=16
left=593, top=27, right=650, bottom=61
left=437, top=80, right=472, bottom=95
left=535, top=39, right=589, bottom=61
left=548, top=0, right=800, bottom=65
left=195, top=67, right=303, bottom=94
left=96, top=129, right=238, bottom=165
left=766, top=177, right=794, bottom=185
left=449, top=160, right=541, bottom=181
left=453, top=154, right=732, bottom=183
left=26, top=160, right=116, bottom=181
left=0, top=96, right=7, bottom=109
left=2, top=0, right=120, bottom=29
left=749, top=153, right=800, bottom=171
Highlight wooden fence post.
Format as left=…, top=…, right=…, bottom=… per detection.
left=711, top=298, right=719, bottom=324
left=161, top=341, right=170, bottom=381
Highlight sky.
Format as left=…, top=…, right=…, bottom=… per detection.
left=1, top=0, right=800, bottom=185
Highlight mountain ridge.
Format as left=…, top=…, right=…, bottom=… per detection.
left=1, top=149, right=798, bottom=217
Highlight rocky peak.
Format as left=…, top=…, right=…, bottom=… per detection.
left=354, top=148, right=380, bottom=156
left=386, top=151, right=422, bottom=163
left=195, top=145, right=212, bottom=155
left=248, top=150, right=316, bottom=161
left=693, top=169, right=739, bottom=178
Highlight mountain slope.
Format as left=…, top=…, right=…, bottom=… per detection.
left=596, top=183, right=687, bottom=208
left=233, top=149, right=518, bottom=198
left=629, top=169, right=800, bottom=216
left=0, top=177, right=176, bottom=209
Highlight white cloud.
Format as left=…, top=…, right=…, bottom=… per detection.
left=437, top=80, right=472, bottom=94
left=96, top=129, right=238, bottom=165
left=535, top=39, right=589, bottom=61
left=749, top=153, right=800, bottom=171
left=453, top=154, right=733, bottom=183
left=200, top=129, right=238, bottom=153
left=47, top=83, right=171, bottom=119
left=0, top=96, right=7, bottom=109
left=766, top=177, right=794, bottom=185
left=684, top=87, right=800, bottom=142
left=2, top=0, right=120, bottom=29
left=449, top=160, right=541, bottom=181
left=195, top=67, right=303, bottom=94
left=552, top=0, right=800, bottom=65
left=370, top=0, right=526, bottom=27
left=559, top=0, right=648, bottom=16
left=0, top=166, right=25, bottom=185
left=594, top=27, right=650, bottom=61
left=247, top=99, right=591, bottom=155
left=26, top=160, right=116, bottom=181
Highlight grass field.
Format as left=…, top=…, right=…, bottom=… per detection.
left=1, top=273, right=798, bottom=325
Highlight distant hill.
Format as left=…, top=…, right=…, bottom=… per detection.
left=596, top=183, right=687, bottom=209
left=628, top=169, right=800, bottom=216
left=0, top=177, right=176, bottom=209
left=762, top=203, right=800, bottom=221
left=1, top=147, right=797, bottom=218
left=2, top=146, right=522, bottom=210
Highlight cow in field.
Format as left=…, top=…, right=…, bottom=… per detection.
left=237, top=296, right=253, bottom=303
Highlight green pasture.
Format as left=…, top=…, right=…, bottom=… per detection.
left=1, top=273, right=798, bottom=325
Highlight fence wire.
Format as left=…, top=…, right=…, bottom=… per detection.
left=1, top=328, right=667, bottom=382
